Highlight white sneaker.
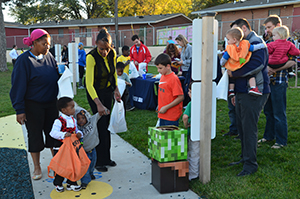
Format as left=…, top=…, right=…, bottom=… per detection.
left=55, top=185, right=64, bottom=192
left=66, top=184, right=82, bottom=191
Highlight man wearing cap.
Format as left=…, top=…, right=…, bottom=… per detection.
left=78, top=42, right=86, bottom=89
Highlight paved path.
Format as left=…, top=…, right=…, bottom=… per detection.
left=1, top=114, right=200, bottom=199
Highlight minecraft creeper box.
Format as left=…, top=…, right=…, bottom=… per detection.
left=148, top=126, right=187, bottom=162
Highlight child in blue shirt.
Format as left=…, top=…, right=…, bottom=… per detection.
left=78, top=42, right=86, bottom=89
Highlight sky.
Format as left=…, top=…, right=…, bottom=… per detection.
left=3, top=5, right=15, bottom=22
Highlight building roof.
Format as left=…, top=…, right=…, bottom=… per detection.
left=192, top=0, right=300, bottom=15
left=29, top=13, right=192, bottom=28
left=4, top=21, right=28, bottom=29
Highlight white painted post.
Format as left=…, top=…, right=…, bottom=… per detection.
left=199, top=12, right=216, bottom=184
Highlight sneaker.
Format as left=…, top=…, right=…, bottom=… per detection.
left=66, top=184, right=82, bottom=191
left=78, top=86, right=85, bottom=89
left=81, top=183, right=87, bottom=189
left=257, top=138, right=268, bottom=143
left=288, top=72, right=296, bottom=78
left=248, top=87, right=262, bottom=96
left=228, top=90, right=235, bottom=98
left=55, top=185, right=64, bottom=193
left=271, top=143, right=284, bottom=149
left=126, top=106, right=135, bottom=111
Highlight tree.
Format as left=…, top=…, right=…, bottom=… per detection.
left=0, top=0, right=9, bottom=72
left=1, top=0, right=33, bottom=72
left=9, top=0, right=115, bottom=24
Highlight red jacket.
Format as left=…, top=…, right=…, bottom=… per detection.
left=130, top=43, right=152, bottom=71
left=267, top=39, right=300, bottom=65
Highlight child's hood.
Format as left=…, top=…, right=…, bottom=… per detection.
left=74, top=106, right=92, bottom=128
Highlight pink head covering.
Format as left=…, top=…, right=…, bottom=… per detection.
left=23, top=29, right=49, bottom=46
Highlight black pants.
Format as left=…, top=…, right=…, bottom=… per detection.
left=87, top=88, right=113, bottom=166
left=53, top=150, right=78, bottom=186
left=235, top=93, right=269, bottom=173
left=12, top=59, right=16, bottom=67
left=79, top=65, right=85, bottom=79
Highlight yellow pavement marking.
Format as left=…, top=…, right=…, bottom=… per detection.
left=0, top=115, right=26, bottom=150
left=50, top=181, right=113, bottom=198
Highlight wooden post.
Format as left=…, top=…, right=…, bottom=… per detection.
left=72, top=43, right=77, bottom=95
left=199, top=12, right=216, bottom=184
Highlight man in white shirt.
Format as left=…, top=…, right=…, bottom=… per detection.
left=9, top=45, right=18, bottom=67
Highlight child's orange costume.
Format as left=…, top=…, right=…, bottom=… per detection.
left=224, top=40, right=252, bottom=71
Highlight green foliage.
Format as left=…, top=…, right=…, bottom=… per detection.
left=4, top=65, right=300, bottom=198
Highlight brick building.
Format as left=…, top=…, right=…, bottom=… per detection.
left=5, top=22, right=29, bottom=49
left=192, top=0, right=300, bottom=40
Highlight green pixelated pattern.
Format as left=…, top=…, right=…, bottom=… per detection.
left=148, top=127, right=187, bottom=162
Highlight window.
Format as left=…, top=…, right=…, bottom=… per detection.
left=58, top=29, right=64, bottom=38
left=87, top=29, right=91, bottom=37
left=75, top=29, right=79, bottom=37
left=269, top=9, right=280, bottom=16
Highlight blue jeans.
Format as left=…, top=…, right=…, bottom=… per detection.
left=263, top=82, right=288, bottom=146
left=159, top=118, right=179, bottom=126
left=228, top=99, right=237, bottom=133
left=81, top=148, right=97, bottom=185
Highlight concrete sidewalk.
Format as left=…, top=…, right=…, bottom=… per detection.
left=21, top=124, right=200, bottom=198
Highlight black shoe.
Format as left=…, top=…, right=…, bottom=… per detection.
left=105, top=160, right=117, bottom=167
left=223, top=131, right=238, bottom=136
left=237, top=170, right=253, bottom=177
left=81, top=183, right=87, bottom=189
left=95, top=165, right=108, bottom=172
left=228, top=159, right=243, bottom=166
left=91, top=174, right=96, bottom=180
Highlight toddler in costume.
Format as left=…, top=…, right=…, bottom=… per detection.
left=221, top=27, right=266, bottom=97
left=74, top=106, right=101, bottom=189
left=50, top=97, right=83, bottom=192
left=267, top=26, right=300, bottom=72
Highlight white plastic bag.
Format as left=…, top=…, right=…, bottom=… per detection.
left=128, top=61, right=139, bottom=79
left=108, top=100, right=127, bottom=133
left=138, top=62, right=147, bottom=76
left=216, top=69, right=229, bottom=101
left=117, top=78, right=126, bottom=96
left=57, top=66, right=74, bottom=99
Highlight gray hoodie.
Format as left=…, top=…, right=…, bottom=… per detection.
left=74, top=106, right=100, bottom=152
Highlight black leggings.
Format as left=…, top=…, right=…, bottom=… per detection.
left=86, top=88, right=113, bottom=166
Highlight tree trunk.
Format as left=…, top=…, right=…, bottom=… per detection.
left=0, top=0, right=8, bottom=72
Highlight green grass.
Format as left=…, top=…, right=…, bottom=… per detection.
left=3, top=65, right=300, bottom=198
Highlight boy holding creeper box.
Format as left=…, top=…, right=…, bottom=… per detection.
left=155, top=53, right=184, bottom=126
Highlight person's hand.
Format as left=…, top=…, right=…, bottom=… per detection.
left=125, top=60, right=130, bottom=66
left=134, top=61, right=139, bottom=66
left=114, top=88, right=121, bottom=102
left=64, top=132, right=72, bottom=137
left=97, top=104, right=110, bottom=116
left=227, top=70, right=232, bottom=77
left=125, top=82, right=131, bottom=86
left=158, top=106, right=168, bottom=114
left=177, top=71, right=183, bottom=76
left=16, top=113, right=26, bottom=125
left=76, top=133, right=82, bottom=139
left=177, top=60, right=183, bottom=65
left=231, top=96, right=236, bottom=106
left=267, top=66, right=276, bottom=76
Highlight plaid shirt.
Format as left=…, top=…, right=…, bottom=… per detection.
left=265, top=37, right=295, bottom=85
